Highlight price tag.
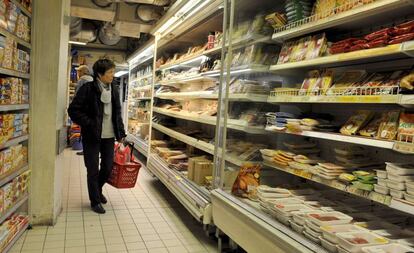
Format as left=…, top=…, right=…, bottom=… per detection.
left=348, top=186, right=366, bottom=197
left=393, top=142, right=414, bottom=154
left=331, top=180, right=346, bottom=191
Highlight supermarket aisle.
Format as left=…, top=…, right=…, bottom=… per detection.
left=10, top=150, right=218, bottom=253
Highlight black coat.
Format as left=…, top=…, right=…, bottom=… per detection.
left=68, top=80, right=126, bottom=142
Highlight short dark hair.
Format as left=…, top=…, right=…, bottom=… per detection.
left=93, top=59, right=115, bottom=78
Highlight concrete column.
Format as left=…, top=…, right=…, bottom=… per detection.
left=29, top=0, right=71, bottom=225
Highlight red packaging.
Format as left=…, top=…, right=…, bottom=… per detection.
left=389, top=33, right=414, bottom=44
left=392, top=26, right=413, bottom=36
left=365, top=39, right=388, bottom=48
left=352, top=39, right=367, bottom=45
left=331, top=38, right=359, bottom=48
left=349, top=44, right=365, bottom=52
left=396, top=20, right=414, bottom=29
left=364, top=28, right=392, bottom=41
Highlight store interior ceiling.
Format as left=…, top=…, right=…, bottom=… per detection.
left=69, top=0, right=177, bottom=54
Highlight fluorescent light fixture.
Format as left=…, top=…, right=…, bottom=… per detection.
left=69, top=40, right=87, bottom=45
left=155, top=16, right=178, bottom=35
left=114, top=70, right=128, bottom=77
left=129, top=44, right=155, bottom=66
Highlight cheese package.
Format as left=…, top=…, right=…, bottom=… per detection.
left=397, top=112, right=414, bottom=142
left=377, top=110, right=400, bottom=140
left=340, top=111, right=374, bottom=135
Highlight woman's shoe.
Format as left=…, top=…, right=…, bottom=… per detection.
left=100, top=194, right=107, bottom=204
left=91, top=204, right=106, bottom=214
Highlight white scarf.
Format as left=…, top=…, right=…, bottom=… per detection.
left=97, top=78, right=112, bottom=115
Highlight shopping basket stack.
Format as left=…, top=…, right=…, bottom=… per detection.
left=69, top=124, right=82, bottom=150
left=108, top=142, right=141, bottom=189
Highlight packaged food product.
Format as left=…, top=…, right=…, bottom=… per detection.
left=397, top=113, right=414, bottom=142
left=404, top=192, right=414, bottom=203
left=386, top=179, right=406, bottom=191
left=385, top=163, right=414, bottom=175
left=290, top=220, right=305, bottom=233
left=389, top=33, right=414, bottom=44
left=321, top=224, right=368, bottom=244
left=362, top=243, right=414, bottom=253
left=337, top=231, right=389, bottom=253
left=231, top=163, right=261, bottom=198
left=376, top=170, right=387, bottom=179
left=376, top=111, right=400, bottom=140
left=374, top=184, right=390, bottom=195
left=364, top=28, right=392, bottom=41
left=340, top=111, right=374, bottom=135
left=400, top=72, right=414, bottom=90
left=304, top=230, right=321, bottom=243
left=406, top=181, right=414, bottom=195
left=359, top=113, right=385, bottom=137
left=320, top=236, right=338, bottom=252
left=307, top=211, right=353, bottom=226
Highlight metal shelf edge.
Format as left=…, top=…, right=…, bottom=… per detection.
left=0, top=195, right=29, bottom=224
left=3, top=223, right=29, bottom=253
left=0, top=165, right=29, bottom=188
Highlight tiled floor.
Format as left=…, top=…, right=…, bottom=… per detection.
left=10, top=150, right=218, bottom=253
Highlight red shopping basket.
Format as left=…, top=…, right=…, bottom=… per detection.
left=108, top=142, right=141, bottom=188
left=108, top=160, right=141, bottom=188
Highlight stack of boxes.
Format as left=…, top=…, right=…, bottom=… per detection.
left=0, top=170, right=30, bottom=214
left=0, top=144, right=28, bottom=177
left=0, top=77, right=28, bottom=105
left=0, top=113, right=29, bottom=145
left=188, top=156, right=213, bottom=185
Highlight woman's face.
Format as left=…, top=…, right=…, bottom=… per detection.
left=99, top=68, right=115, bottom=84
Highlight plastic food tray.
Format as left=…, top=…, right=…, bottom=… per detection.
left=386, top=179, right=406, bottom=191
left=292, top=210, right=321, bottom=226
left=290, top=220, right=305, bottom=234
left=306, top=211, right=353, bottom=226
left=385, top=163, right=414, bottom=175
left=387, top=173, right=414, bottom=183
left=406, top=181, right=414, bottom=194
left=304, top=230, right=321, bottom=243
left=397, top=237, right=414, bottom=247
left=337, top=231, right=389, bottom=253
left=320, top=236, right=338, bottom=253
left=337, top=246, right=351, bottom=253
left=390, top=189, right=405, bottom=199
left=272, top=204, right=314, bottom=217
left=361, top=243, right=414, bottom=253
left=374, top=184, right=390, bottom=195
left=377, top=178, right=387, bottom=187
left=275, top=212, right=291, bottom=226
left=306, top=220, right=323, bottom=233
left=404, top=192, right=414, bottom=203
left=375, top=170, right=387, bottom=179
left=262, top=197, right=303, bottom=208
left=305, top=225, right=322, bottom=238
left=321, top=224, right=368, bottom=244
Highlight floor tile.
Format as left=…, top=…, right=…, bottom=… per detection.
left=126, top=241, right=147, bottom=250
left=86, top=245, right=107, bottom=253
left=145, top=240, right=165, bottom=249
left=65, top=246, right=87, bottom=253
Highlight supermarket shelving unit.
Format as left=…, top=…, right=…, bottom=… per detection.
left=210, top=0, right=414, bottom=252
left=0, top=1, right=32, bottom=251
left=126, top=41, right=155, bottom=161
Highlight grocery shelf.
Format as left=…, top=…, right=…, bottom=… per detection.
left=156, top=92, right=268, bottom=102
left=263, top=162, right=414, bottom=215
left=266, top=128, right=395, bottom=150
left=159, top=75, right=216, bottom=85
left=158, top=34, right=273, bottom=71
left=0, top=135, right=29, bottom=150
left=134, top=85, right=152, bottom=91
left=0, top=165, right=29, bottom=188
left=272, top=0, right=412, bottom=42
left=132, top=97, right=151, bottom=101
left=0, top=195, right=29, bottom=224
left=0, top=104, right=30, bottom=112
left=203, top=64, right=270, bottom=77
left=147, top=154, right=212, bottom=224
left=269, top=41, right=414, bottom=74
left=153, top=107, right=266, bottom=134
left=0, top=67, right=30, bottom=79
left=211, top=189, right=328, bottom=253
left=11, top=0, right=31, bottom=18
left=131, top=73, right=153, bottom=84
left=0, top=27, right=31, bottom=49
left=3, top=223, right=29, bottom=253
left=152, top=122, right=214, bottom=155
left=126, top=134, right=148, bottom=157
left=268, top=93, right=414, bottom=105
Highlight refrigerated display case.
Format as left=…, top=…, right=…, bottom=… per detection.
left=211, top=0, right=414, bottom=252
left=126, top=41, right=155, bottom=159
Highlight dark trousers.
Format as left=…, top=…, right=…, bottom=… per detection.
left=82, top=138, right=115, bottom=206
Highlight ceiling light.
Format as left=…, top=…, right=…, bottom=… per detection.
left=114, top=70, right=128, bottom=77
left=69, top=40, right=87, bottom=45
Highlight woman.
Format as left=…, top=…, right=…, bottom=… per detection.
left=68, top=59, right=126, bottom=214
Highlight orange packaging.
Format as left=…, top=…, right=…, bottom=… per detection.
left=397, top=113, right=414, bottom=142
left=232, top=163, right=261, bottom=198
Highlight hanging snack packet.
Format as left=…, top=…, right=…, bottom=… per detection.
left=397, top=112, right=414, bottom=142
left=232, top=163, right=261, bottom=198
left=340, top=110, right=374, bottom=135
left=359, top=113, right=385, bottom=137
left=377, top=110, right=400, bottom=140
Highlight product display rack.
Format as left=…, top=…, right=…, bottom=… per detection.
left=210, top=0, right=414, bottom=252
left=126, top=41, right=155, bottom=160
left=128, top=0, right=414, bottom=251
left=0, top=1, right=32, bottom=250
